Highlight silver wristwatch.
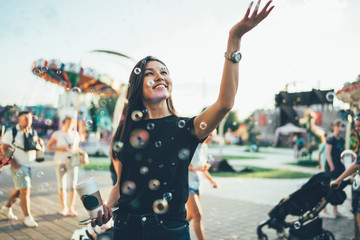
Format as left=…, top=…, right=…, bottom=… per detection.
left=224, top=51, right=242, bottom=63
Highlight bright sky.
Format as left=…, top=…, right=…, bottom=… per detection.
left=1, top=0, right=359, bottom=119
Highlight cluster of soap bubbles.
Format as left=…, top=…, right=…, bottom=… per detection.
left=152, top=192, right=173, bottom=214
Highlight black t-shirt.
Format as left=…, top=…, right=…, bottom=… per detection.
left=116, top=115, right=203, bottom=221
left=325, top=135, right=345, bottom=179
left=326, top=135, right=345, bottom=166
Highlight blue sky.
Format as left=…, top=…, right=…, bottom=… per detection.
left=1, top=0, right=359, bottom=119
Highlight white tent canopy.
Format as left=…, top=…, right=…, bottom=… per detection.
left=274, top=123, right=307, bottom=146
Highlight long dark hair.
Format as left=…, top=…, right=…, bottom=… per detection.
left=111, top=56, right=177, bottom=161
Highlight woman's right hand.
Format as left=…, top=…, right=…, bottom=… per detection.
left=330, top=180, right=341, bottom=190
left=229, top=0, right=274, bottom=40
left=91, top=204, right=112, bottom=227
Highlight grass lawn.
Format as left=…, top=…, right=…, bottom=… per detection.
left=83, top=161, right=110, bottom=171
left=211, top=165, right=313, bottom=179
left=288, top=160, right=319, bottom=168
left=222, top=155, right=263, bottom=160
left=83, top=161, right=312, bottom=179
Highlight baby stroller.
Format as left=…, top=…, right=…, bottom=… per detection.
left=257, top=172, right=350, bottom=240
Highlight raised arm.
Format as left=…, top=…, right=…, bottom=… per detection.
left=194, top=0, right=274, bottom=140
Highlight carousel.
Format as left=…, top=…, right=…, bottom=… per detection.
left=336, top=74, right=360, bottom=166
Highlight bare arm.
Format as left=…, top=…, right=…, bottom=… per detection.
left=331, top=163, right=360, bottom=188
left=325, top=143, right=334, bottom=171
left=202, top=170, right=218, bottom=188
left=46, top=135, right=69, bottom=152
left=194, top=0, right=274, bottom=140
left=1, top=143, right=21, bottom=169
left=92, top=160, right=122, bottom=227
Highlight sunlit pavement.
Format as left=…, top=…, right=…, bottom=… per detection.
left=0, top=146, right=353, bottom=240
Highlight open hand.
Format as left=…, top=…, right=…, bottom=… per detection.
left=230, top=0, right=274, bottom=39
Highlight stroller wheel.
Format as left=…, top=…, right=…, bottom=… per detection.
left=322, top=230, right=335, bottom=240
left=257, top=234, right=268, bottom=240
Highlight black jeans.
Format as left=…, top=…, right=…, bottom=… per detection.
left=113, top=213, right=190, bottom=240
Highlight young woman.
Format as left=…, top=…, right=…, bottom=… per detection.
left=187, top=138, right=218, bottom=240
left=92, top=1, right=274, bottom=239
left=47, top=116, right=81, bottom=216
left=325, top=119, right=346, bottom=217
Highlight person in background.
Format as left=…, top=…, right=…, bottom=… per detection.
left=0, top=111, right=42, bottom=227
left=325, top=119, right=346, bottom=218
left=330, top=116, right=360, bottom=240
left=187, top=137, right=218, bottom=240
left=46, top=116, right=81, bottom=217
left=318, top=133, right=327, bottom=170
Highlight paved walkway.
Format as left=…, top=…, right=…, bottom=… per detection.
left=0, top=147, right=354, bottom=240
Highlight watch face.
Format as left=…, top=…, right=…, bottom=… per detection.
left=235, top=53, right=241, bottom=62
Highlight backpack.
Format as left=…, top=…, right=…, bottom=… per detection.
left=11, top=127, right=38, bottom=151
left=11, top=127, right=45, bottom=162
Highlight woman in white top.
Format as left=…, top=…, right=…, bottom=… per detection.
left=47, top=116, right=81, bottom=216
left=187, top=137, right=218, bottom=240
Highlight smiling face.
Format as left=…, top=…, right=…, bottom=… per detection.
left=142, top=61, right=172, bottom=104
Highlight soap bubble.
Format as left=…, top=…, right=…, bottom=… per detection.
left=100, top=99, right=107, bottom=106
left=112, top=141, right=123, bottom=152
left=44, top=119, right=53, bottom=126
left=178, top=148, right=190, bottom=160
left=140, top=166, right=149, bottom=175
left=146, top=123, right=155, bottom=131
left=147, top=79, right=155, bottom=87
left=162, top=192, right=173, bottom=201
left=153, top=199, right=168, bottom=214
left=131, top=110, right=143, bottom=122
left=178, top=120, right=186, bottom=128
left=16, top=170, right=23, bottom=178
left=155, top=141, right=162, bottom=148
left=200, top=122, right=207, bottom=130
left=33, top=68, right=41, bottom=75
left=71, top=87, right=81, bottom=94
left=148, top=179, right=160, bottom=191
left=134, top=68, right=141, bottom=75
left=121, top=181, right=136, bottom=195
left=37, top=171, right=44, bottom=178
left=129, top=129, right=150, bottom=149
left=326, top=92, right=335, bottom=102
left=86, top=119, right=93, bottom=126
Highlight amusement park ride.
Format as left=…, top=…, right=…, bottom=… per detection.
left=30, top=50, right=132, bottom=155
